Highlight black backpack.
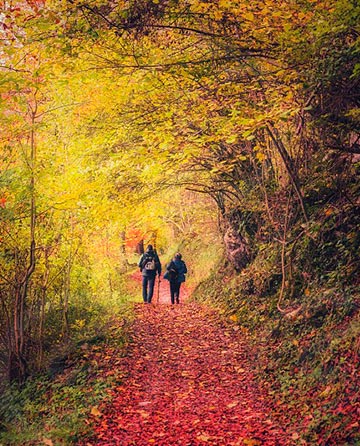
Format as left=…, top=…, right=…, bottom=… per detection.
left=168, top=262, right=179, bottom=281
left=142, top=253, right=156, bottom=271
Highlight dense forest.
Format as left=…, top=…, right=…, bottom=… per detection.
left=0, top=0, right=359, bottom=444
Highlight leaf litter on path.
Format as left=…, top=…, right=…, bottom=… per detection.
left=79, top=300, right=293, bottom=445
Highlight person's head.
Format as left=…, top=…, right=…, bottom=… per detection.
left=174, top=252, right=182, bottom=260
left=146, top=244, right=153, bottom=252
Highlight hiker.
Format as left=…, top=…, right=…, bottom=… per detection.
left=138, top=245, right=161, bottom=304
left=164, top=252, right=187, bottom=304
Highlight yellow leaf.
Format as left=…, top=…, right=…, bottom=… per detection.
left=213, top=10, right=223, bottom=20
left=256, top=152, right=266, bottom=162
left=304, top=288, right=311, bottom=297
left=90, top=406, right=101, bottom=417
left=244, top=12, right=255, bottom=21
left=42, top=439, right=54, bottom=446
left=219, top=0, right=232, bottom=7
left=226, top=134, right=237, bottom=143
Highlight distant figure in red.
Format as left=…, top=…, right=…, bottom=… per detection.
left=164, top=253, right=187, bottom=304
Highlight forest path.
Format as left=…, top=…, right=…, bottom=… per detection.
left=81, top=279, right=292, bottom=446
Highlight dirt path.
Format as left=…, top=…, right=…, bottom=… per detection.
left=149, top=273, right=191, bottom=305
left=82, top=278, right=291, bottom=445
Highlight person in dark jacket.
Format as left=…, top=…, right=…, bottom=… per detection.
left=138, top=245, right=161, bottom=304
left=164, top=252, right=187, bottom=304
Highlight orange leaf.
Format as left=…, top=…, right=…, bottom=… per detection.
left=243, top=439, right=261, bottom=446
left=227, top=401, right=239, bottom=409
left=197, top=433, right=211, bottom=442
left=90, top=406, right=102, bottom=417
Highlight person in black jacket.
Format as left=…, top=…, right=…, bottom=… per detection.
left=164, top=253, right=187, bottom=304
left=138, top=245, right=161, bottom=303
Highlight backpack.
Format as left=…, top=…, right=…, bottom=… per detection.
left=168, top=262, right=179, bottom=281
left=142, top=254, right=156, bottom=271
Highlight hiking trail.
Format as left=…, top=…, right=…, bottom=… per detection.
left=80, top=275, right=292, bottom=445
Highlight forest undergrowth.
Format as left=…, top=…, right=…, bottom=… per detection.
left=0, top=305, right=134, bottom=446
left=194, top=262, right=359, bottom=445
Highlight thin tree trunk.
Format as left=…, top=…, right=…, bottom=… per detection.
left=62, top=259, right=71, bottom=342
left=38, top=252, right=50, bottom=369
left=61, top=242, right=79, bottom=342
left=266, top=123, right=309, bottom=223
left=11, top=114, right=37, bottom=382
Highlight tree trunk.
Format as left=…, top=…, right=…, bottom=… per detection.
left=266, top=123, right=309, bottom=223
left=38, top=251, right=50, bottom=369
left=222, top=211, right=253, bottom=272
left=9, top=115, right=37, bottom=383
left=62, top=259, right=71, bottom=342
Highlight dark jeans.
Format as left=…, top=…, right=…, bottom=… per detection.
left=170, top=281, right=181, bottom=304
left=142, top=275, right=155, bottom=303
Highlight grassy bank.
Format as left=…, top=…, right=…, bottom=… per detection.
left=0, top=299, right=134, bottom=446
left=194, top=262, right=359, bottom=445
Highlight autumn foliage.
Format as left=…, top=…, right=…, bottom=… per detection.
left=0, top=0, right=359, bottom=444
